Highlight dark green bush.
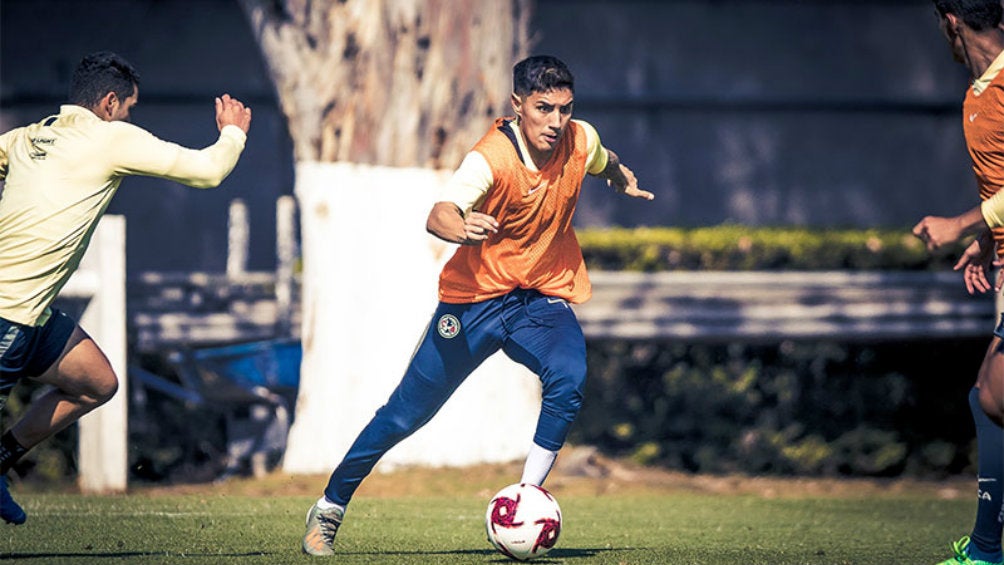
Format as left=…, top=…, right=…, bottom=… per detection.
left=572, top=338, right=982, bottom=477
left=566, top=225, right=983, bottom=478
left=578, top=225, right=964, bottom=271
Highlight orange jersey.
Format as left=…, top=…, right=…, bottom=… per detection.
left=964, top=53, right=1004, bottom=256
left=438, top=118, right=593, bottom=304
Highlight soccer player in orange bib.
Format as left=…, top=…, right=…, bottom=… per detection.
left=301, top=55, right=654, bottom=556
left=0, top=51, right=251, bottom=525
left=910, top=2, right=1004, bottom=564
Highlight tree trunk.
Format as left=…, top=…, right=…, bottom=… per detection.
left=238, top=0, right=536, bottom=474
left=239, top=0, right=530, bottom=167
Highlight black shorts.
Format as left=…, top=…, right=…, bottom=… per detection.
left=0, top=309, right=76, bottom=393
left=995, top=313, right=1004, bottom=341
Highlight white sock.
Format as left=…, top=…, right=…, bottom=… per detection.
left=520, top=444, right=558, bottom=486
left=316, top=496, right=344, bottom=512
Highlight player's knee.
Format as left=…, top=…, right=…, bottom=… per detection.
left=379, top=407, right=430, bottom=442
left=81, top=371, right=119, bottom=407
left=979, top=386, right=1004, bottom=426
left=541, top=359, right=586, bottom=419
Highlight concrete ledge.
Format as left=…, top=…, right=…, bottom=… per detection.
left=575, top=271, right=994, bottom=342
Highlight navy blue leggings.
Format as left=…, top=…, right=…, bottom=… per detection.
left=969, top=386, right=1004, bottom=558
left=324, top=289, right=587, bottom=506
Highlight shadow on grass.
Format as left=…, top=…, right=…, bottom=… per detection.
left=0, top=546, right=633, bottom=561
left=0, top=551, right=275, bottom=560
left=339, top=548, right=496, bottom=557
left=549, top=547, right=636, bottom=557
left=342, top=546, right=630, bottom=560
left=485, top=547, right=635, bottom=561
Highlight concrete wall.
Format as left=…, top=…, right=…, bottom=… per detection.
left=533, top=0, right=974, bottom=228
left=0, top=0, right=977, bottom=271
left=0, top=0, right=293, bottom=273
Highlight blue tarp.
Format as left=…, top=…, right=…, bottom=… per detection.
left=190, top=338, right=301, bottom=392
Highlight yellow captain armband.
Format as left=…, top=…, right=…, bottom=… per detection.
left=574, top=120, right=608, bottom=175
left=982, top=191, right=1004, bottom=229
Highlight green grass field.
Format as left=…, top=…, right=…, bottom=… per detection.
left=0, top=464, right=979, bottom=564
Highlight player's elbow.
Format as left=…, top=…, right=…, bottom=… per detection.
left=181, top=150, right=240, bottom=188
left=188, top=175, right=226, bottom=189
left=184, top=164, right=235, bottom=188
left=425, top=214, right=443, bottom=238
left=426, top=202, right=462, bottom=242
left=425, top=218, right=453, bottom=243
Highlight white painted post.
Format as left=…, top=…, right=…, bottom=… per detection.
left=74, top=215, right=128, bottom=494
left=276, top=195, right=297, bottom=335
left=227, top=198, right=249, bottom=278
left=283, top=163, right=540, bottom=474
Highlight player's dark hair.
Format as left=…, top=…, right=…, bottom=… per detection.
left=933, top=0, right=1002, bottom=31
left=69, top=51, right=141, bottom=109
left=513, top=55, right=574, bottom=96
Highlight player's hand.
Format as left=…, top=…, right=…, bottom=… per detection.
left=215, top=94, right=252, bottom=134
left=912, top=215, right=962, bottom=251
left=461, top=212, right=498, bottom=245
left=608, top=163, right=654, bottom=201
left=954, top=239, right=993, bottom=294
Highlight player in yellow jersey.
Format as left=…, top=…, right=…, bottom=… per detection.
left=0, top=51, right=252, bottom=524
left=301, top=55, right=654, bottom=556
left=911, top=2, right=1004, bottom=564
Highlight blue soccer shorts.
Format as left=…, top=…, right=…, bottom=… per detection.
left=324, top=288, right=587, bottom=506
left=0, top=309, right=77, bottom=399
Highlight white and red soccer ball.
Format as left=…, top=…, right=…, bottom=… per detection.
left=485, top=483, right=562, bottom=561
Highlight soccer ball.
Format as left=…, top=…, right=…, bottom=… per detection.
left=485, top=483, right=562, bottom=561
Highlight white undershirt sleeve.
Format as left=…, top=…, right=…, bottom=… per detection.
left=439, top=151, right=494, bottom=216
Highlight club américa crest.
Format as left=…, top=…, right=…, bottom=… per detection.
left=437, top=314, right=461, bottom=339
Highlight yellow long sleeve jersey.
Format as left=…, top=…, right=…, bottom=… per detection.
left=0, top=105, right=247, bottom=325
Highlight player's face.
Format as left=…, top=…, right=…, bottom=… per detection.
left=109, top=85, right=139, bottom=123
left=512, top=88, right=574, bottom=164
left=937, top=11, right=967, bottom=65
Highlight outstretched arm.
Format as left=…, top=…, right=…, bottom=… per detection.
left=912, top=189, right=1004, bottom=250
left=912, top=205, right=985, bottom=250
left=954, top=231, right=997, bottom=294
left=594, top=149, right=654, bottom=201
left=113, top=94, right=252, bottom=188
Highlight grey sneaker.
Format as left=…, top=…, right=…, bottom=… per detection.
left=301, top=503, right=343, bottom=556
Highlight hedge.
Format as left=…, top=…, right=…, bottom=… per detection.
left=577, top=225, right=964, bottom=271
